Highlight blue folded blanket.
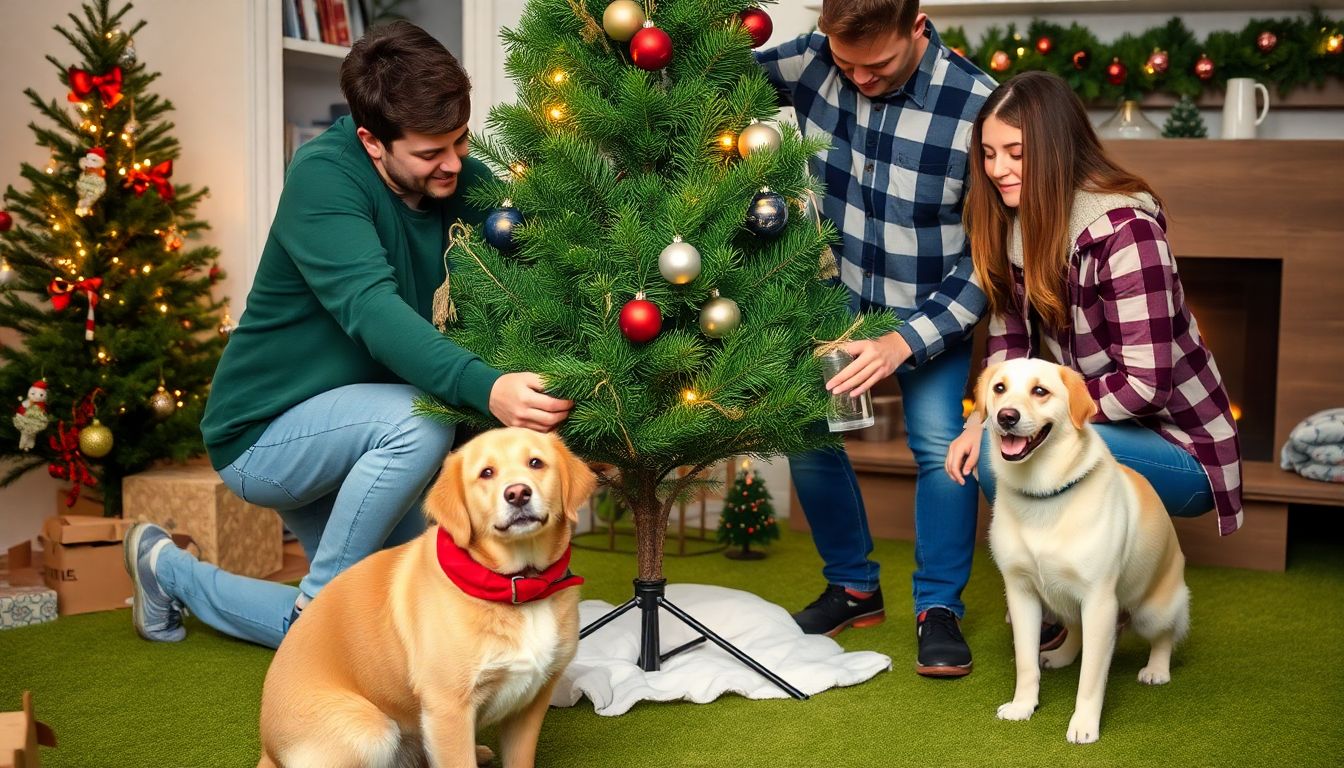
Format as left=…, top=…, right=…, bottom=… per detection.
left=1280, top=408, right=1344, bottom=483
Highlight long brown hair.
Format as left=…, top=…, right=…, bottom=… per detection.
left=965, top=71, right=1161, bottom=332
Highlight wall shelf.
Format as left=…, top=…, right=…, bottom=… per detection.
left=282, top=36, right=349, bottom=72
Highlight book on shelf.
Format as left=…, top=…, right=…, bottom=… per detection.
left=285, top=123, right=330, bottom=167
left=283, top=0, right=368, bottom=46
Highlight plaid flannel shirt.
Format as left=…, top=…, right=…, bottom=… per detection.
left=986, top=205, right=1244, bottom=535
left=756, top=23, right=997, bottom=366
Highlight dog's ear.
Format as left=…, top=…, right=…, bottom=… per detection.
left=1060, top=365, right=1098, bottom=429
left=555, top=436, right=598, bottom=524
left=974, top=362, right=1002, bottom=423
left=426, top=451, right=472, bottom=548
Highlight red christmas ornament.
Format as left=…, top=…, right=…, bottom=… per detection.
left=619, top=293, right=662, bottom=343
left=1194, top=53, right=1215, bottom=81
left=1256, top=31, right=1278, bottom=54
left=1071, top=49, right=1091, bottom=70
left=0, top=210, right=12, bottom=232
left=1035, top=36, right=1053, bottom=55
left=989, top=50, right=1011, bottom=72
left=1145, top=49, right=1169, bottom=76
left=1106, top=57, right=1127, bottom=86
left=630, top=24, right=673, bottom=71
left=739, top=7, right=773, bottom=48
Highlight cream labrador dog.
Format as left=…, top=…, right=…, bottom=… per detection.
left=258, top=427, right=596, bottom=768
left=977, top=358, right=1189, bottom=744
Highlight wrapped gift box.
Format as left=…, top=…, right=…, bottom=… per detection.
left=122, top=464, right=282, bottom=579
left=38, top=516, right=133, bottom=616
left=0, top=582, right=57, bottom=630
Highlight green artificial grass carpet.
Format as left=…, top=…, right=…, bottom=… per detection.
left=3, top=524, right=1343, bottom=767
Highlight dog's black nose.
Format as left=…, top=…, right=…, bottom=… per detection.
left=997, top=408, right=1020, bottom=429
left=504, top=483, right=533, bottom=508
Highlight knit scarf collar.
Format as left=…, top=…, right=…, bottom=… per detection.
left=1007, top=190, right=1159, bottom=268
left=435, top=526, right=583, bottom=604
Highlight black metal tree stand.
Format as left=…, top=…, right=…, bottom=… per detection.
left=579, top=578, right=809, bottom=700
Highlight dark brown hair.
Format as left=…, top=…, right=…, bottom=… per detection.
left=965, top=71, right=1161, bottom=332
left=339, top=20, right=471, bottom=146
left=818, top=0, right=921, bottom=42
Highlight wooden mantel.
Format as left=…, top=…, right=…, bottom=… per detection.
left=1104, top=139, right=1344, bottom=454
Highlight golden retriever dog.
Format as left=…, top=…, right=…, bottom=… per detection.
left=978, top=359, right=1189, bottom=744
left=257, top=427, right=596, bottom=768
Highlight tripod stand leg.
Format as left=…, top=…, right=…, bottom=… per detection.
left=658, top=597, right=810, bottom=701
left=579, top=596, right=639, bottom=640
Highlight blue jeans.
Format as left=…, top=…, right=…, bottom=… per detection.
left=790, top=339, right=979, bottom=617
left=977, top=421, right=1213, bottom=516
left=155, top=383, right=454, bottom=648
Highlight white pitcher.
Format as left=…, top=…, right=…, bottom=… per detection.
left=1221, top=78, right=1270, bottom=139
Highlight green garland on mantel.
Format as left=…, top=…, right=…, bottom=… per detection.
left=942, top=10, right=1343, bottom=102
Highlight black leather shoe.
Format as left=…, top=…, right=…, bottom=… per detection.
left=916, top=607, right=973, bottom=677
left=792, top=584, right=885, bottom=637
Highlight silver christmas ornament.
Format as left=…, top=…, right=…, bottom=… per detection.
left=148, top=386, right=175, bottom=421
left=119, top=37, right=137, bottom=67
left=699, top=289, right=740, bottom=338
left=0, top=258, right=14, bottom=288
left=737, top=120, right=781, bottom=158
left=658, top=235, right=701, bottom=284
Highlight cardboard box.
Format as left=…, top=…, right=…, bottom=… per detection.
left=0, top=692, right=56, bottom=768
left=38, top=516, right=133, bottom=616
left=123, top=465, right=282, bottom=579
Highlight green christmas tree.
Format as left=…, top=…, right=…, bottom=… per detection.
left=417, top=0, right=894, bottom=580
left=717, top=460, right=778, bottom=559
left=1162, top=94, right=1208, bottom=138
left=0, top=0, right=227, bottom=512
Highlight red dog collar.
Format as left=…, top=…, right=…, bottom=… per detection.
left=435, top=527, right=583, bottom=604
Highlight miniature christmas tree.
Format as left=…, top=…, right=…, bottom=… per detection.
left=1162, top=94, right=1208, bottom=138
left=717, top=459, right=778, bottom=560
left=0, top=0, right=228, bottom=511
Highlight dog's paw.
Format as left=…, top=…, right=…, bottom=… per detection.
left=1040, top=647, right=1078, bottom=669
left=1137, top=665, right=1171, bottom=685
left=1066, top=712, right=1100, bottom=744
left=997, top=700, right=1037, bottom=721
left=475, top=744, right=495, bottom=766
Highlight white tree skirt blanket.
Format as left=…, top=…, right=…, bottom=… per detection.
left=550, top=584, right=892, bottom=716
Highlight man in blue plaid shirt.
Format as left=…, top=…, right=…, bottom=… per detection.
left=757, top=0, right=996, bottom=677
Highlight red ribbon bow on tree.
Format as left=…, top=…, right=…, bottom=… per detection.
left=67, top=66, right=124, bottom=108
left=125, top=159, right=174, bottom=201
left=48, top=391, right=101, bottom=508
left=48, top=276, right=102, bottom=340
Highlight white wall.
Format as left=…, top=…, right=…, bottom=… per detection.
left=0, top=0, right=259, bottom=549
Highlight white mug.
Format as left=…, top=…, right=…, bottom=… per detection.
left=1221, top=78, right=1269, bottom=139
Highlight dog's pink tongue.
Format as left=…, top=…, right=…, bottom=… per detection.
left=1001, top=434, right=1029, bottom=456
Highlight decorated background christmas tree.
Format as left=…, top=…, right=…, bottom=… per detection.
left=1162, top=94, right=1208, bottom=138
left=0, top=0, right=228, bottom=513
left=417, top=0, right=894, bottom=581
left=717, top=459, right=778, bottom=560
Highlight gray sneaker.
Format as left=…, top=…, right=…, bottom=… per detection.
left=123, top=522, right=186, bottom=642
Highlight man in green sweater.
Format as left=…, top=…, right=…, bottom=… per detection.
left=122, top=21, right=571, bottom=648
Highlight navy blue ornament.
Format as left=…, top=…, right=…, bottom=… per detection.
left=484, top=201, right=524, bottom=255
left=745, top=187, right=788, bottom=237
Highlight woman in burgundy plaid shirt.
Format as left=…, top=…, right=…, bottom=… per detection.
left=945, top=71, right=1244, bottom=541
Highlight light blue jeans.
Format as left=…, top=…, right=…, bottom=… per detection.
left=976, top=421, right=1214, bottom=516
left=790, top=339, right=980, bottom=617
left=155, top=384, right=454, bottom=648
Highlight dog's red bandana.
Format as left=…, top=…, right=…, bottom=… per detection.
left=435, top=527, right=583, bottom=604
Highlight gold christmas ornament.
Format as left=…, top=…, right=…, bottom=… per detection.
left=658, top=236, right=701, bottom=284
left=149, top=385, right=176, bottom=420
left=79, top=418, right=114, bottom=458
left=603, top=1, right=646, bottom=42
left=737, top=120, right=781, bottom=158
left=699, top=289, right=741, bottom=338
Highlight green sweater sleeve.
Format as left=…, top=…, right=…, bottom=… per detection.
left=273, top=156, right=501, bottom=415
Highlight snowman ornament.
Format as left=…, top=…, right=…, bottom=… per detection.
left=13, top=380, right=50, bottom=451
left=75, top=147, right=108, bottom=217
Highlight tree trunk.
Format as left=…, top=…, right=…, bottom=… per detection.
left=628, top=469, right=669, bottom=581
